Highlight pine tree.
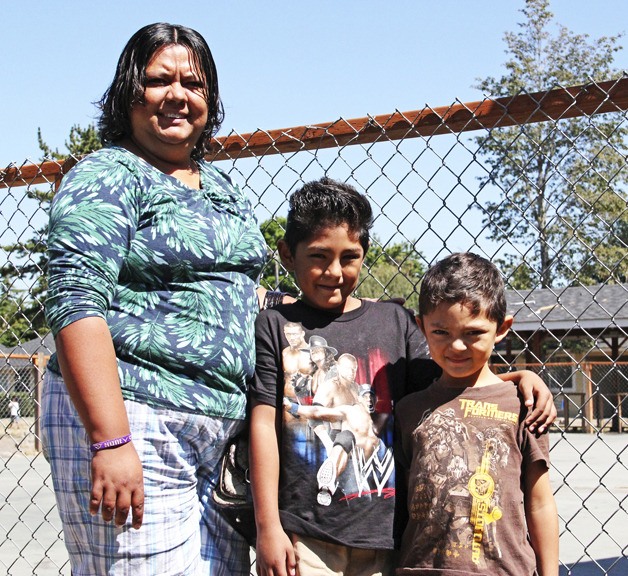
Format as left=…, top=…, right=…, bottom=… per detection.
left=0, top=125, right=101, bottom=345
left=474, top=0, right=627, bottom=288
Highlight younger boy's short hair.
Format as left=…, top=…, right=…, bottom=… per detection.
left=283, top=177, right=373, bottom=254
left=418, top=252, right=507, bottom=325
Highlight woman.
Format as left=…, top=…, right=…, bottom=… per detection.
left=41, top=23, right=264, bottom=575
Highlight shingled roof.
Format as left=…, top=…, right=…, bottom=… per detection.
left=0, top=332, right=55, bottom=358
left=506, top=283, right=628, bottom=333
left=1, top=285, right=627, bottom=357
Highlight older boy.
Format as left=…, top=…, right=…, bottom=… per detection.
left=395, top=252, right=558, bottom=576
left=249, top=179, right=556, bottom=576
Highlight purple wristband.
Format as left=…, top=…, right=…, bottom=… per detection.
left=90, top=434, right=132, bottom=453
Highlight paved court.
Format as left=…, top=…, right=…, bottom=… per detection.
left=549, top=433, right=627, bottom=575
left=1, top=429, right=627, bottom=575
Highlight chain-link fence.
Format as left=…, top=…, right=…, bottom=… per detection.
left=1, top=77, right=627, bottom=574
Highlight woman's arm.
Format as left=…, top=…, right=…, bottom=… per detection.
left=250, top=400, right=296, bottom=576
left=46, top=155, right=145, bottom=527
left=55, top=316, right=144, bottom=529
left=498, top=370, right=557, bottom=432
left=525, top=461, right=559, bottom=576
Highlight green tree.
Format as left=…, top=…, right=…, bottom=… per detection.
left=358, top=238, right=425, bottom=310
left=259, top=216, right=296, bottom=293
left=474, top=0, right=627, bottom=288
left=0, top=279, right=41, bottom=346
left=37, top=123, right=101, bottom=160
left=0, top=124, right=101, bottom=345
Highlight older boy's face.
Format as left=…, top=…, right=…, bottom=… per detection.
left=282, top=224, right=364, bottom=313
left=419, top=302, right=512, bottom=388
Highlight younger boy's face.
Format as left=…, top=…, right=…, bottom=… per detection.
left=418, top=302, right=512, bottom=387
left=279, top=224, right=365, bottom=314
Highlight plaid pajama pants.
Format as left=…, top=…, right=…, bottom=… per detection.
left=41, top=370, right=250, bottom=576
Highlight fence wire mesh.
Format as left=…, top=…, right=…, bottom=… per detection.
left=1, top=77, right=627, bottom=575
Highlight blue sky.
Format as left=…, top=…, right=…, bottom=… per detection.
left=2, top=0, right=627, bottom=167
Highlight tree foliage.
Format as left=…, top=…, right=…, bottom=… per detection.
left=358, top=239, right=424, bottom=310
left=0, top=124, right=101, bottom=345
left=0, top=279, right=45, bottom=346
left=474, top=0, right=627, bottom=288
left=37, top=123, right=101, bottom=160
left=258, top=217, right=296, bottom=293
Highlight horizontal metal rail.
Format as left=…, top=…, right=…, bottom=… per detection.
left=2, top=77, right=627, bottom=189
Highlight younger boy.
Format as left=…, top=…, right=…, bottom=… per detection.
left=249, top=179, right=556, bottom=576
left=395, top=252, right=558, bottom=576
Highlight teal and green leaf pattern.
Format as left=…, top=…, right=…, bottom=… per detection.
left=46, top=146, right=266, bottom=419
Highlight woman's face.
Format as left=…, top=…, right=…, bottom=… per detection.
left=130, top=44, right=209, bottom=160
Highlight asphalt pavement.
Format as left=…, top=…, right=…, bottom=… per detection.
left=1, top=425, right=626, bottom=575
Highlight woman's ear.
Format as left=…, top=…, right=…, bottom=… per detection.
left=277, top=239, right=295, bottom=271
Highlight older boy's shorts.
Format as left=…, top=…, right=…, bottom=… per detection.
left=41, top=370, right=250, bottom=576
left=292, top=533, right=394, bottom=576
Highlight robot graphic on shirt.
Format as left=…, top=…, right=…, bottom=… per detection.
left=409, top=406, right=512, bottom=568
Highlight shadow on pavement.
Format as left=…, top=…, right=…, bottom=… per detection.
left=560, top=557, right=628, bottom=575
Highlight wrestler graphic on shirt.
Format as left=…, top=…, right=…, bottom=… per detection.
left=284, top=379, right=381, bottom=506
left=305, top=336, right=338, bottom=397
left=281, top=322, right=313, bottom=403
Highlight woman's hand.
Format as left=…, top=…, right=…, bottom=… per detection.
left=255, top=525, right=296, bottom=576
left=90, top=443, right=145, bottom=528
left=500, top=370, right=557, bottom=433
left=55, top=318, right=144, bottom=526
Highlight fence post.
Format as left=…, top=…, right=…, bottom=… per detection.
left=618, top=393, right=627, bottom=433
left=583, top=362, right=595, bottom=433
left=34, top=352, right=46, bottom=452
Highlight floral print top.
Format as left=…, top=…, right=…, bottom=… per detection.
left=45, top=146, right=266, bottom=419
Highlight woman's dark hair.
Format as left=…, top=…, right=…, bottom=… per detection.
left=283, top=177, right=374, bottom=254
left=97, top=22, right=223, bottom=160
left=418, top=252, right=507, bottom=326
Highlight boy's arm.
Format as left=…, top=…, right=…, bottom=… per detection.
left=524, top=460, right=559, bottom=576
left=249, top=400, right=296, bottom=576
left=393, top=402, right=413, bottom=546
left=256, top=287, right=296, bottom=310
left=498, top=370, right=557, bottom=432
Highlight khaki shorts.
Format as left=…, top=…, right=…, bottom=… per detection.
left=292, top=533, right=394, bottom=576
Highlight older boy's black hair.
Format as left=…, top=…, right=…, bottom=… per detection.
left=283, top=177, right=373, bottom=254
left=418, top=252, right=507, bottom=325
left=97, top=22, right=223, bottom=161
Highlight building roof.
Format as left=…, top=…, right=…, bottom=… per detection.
left=1, top=285, right=626, bottom=358
left=0, top=332, right=55, bottom=358
left=506, top=283, right=628, bottom=333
